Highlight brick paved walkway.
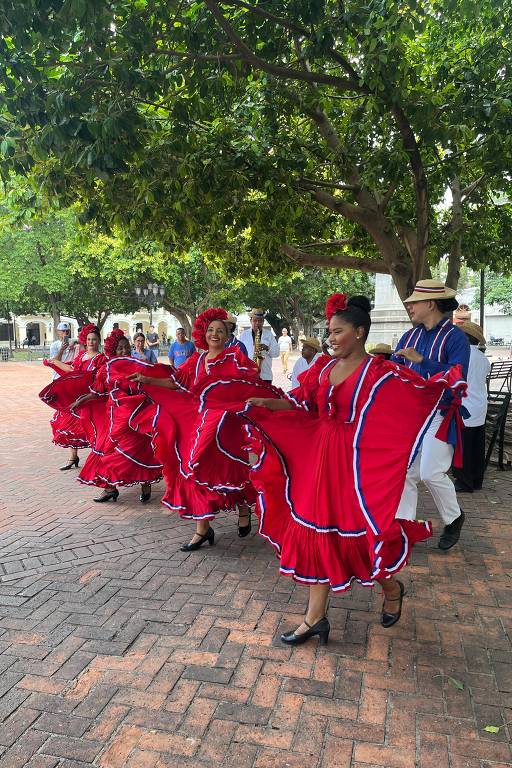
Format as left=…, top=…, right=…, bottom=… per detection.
left=0, top=361, right=511, bottom=768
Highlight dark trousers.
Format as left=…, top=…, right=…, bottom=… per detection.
left=453, top=424, right=486, bottom=491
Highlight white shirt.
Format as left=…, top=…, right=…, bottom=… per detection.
left=463, top=346, right=491, bottom=427
left=291, top=353, right=322, bottom=389
left=49, top=340, right=76, bottom=379
left=238, top=328, right=279, bottom=381
left=278, top=335, right=292, bottom=353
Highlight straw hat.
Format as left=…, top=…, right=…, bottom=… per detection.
left=225, top=312, right=238, bottom=326
left=404, top=279, right=456, bottom=303
left=459, top=320, right=486, bottom=345
left=249, top=307, right=265, bottom=318
left=368, top=343, right=393, bottom=356
left=300, top=337, right=322, bottom=353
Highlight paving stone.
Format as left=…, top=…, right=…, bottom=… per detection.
left=0, top=361, right=511, bottom=767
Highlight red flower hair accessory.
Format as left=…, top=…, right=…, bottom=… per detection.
left=325, top=293, right=348, bottom=321
left=192, top=307, right=228, bottom=350
left=78, top=323, right=100, bottom=345
left=104, top=328, right=126, bottom=359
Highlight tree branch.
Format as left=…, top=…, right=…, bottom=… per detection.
left=300, top=239, right=354, bottom=249
left=283, top=244, right=389, bottom=273
left=299, top=177, right=359, bottom=192
left=203, top=0, right=359, bottom=91
left=152, top=48, right=243, bottom=62
left=461, top=174, right=486, bottom=202
left=219, top=0, right=365, bottom=84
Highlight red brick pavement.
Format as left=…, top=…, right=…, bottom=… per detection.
left=0, top=360, right=511, bottom=768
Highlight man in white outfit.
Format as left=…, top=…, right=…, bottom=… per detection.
left=48, top=322, right=77, bottom=379
left=239, top=308, right=279, bottom=382
left=452, top=321, right=491, bottom=493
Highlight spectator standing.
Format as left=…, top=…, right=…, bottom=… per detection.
left=49, top=322, right=77, bottom=379
left=131, top=333, right=154, bottom=362
left=238, top=308, right=279, bottom=382
left=146, top=325, right=160, bottom=363
left=291, top=337, right=322, bottom=388
left=168, top=327, right=195, bottom=367
left=452, top=321, right=491, bottom=492
left=278, top=328, right=293, bottom=374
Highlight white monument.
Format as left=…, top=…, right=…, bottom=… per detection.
left=368, top=274, right=411, bottom=349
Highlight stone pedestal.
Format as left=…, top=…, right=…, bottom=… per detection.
left=368, top=274, right=411, bottom=349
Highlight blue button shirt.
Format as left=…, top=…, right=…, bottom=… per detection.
left=392, top=318, right=469, bottom=380
left=392, top=318, right=470, bottom=445
left=226, top=337, right=248, bottom=357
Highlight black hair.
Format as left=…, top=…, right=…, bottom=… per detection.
left=435, top=297, right=459, bottom=313
left=333, top=295, right=372, bottom=340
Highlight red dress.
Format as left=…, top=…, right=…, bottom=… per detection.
left=109, top=348, right=279, bottom=519
left=242, top=354, right=466, bottom=592
left=76, top=363, right=163, bottom=489
left=40, top=351, right=106, bottom=449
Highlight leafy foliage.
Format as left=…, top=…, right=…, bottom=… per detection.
left=0, top=1, right=511, bottom=297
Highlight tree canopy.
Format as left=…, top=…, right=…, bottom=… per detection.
left=1, top=1, right=511, bottom=297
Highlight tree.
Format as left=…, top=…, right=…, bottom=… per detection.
left=479, top=272, right=512, bottom=314
left=1, top=1, right=511, bottom=299
left=0, top=205, right=142, bottom=333
left=231, top=268, right=372, bottom=340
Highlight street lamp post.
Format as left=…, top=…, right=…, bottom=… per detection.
left=135, top=282, right=165, bottom=326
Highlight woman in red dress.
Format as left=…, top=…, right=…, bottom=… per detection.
left=40, top=324, right=106, bottom=470
left=69, top=330, right=162, bottom=504
left=127, top=308, right=278, bottom=551
left=244, top=294, right=466, bottom=646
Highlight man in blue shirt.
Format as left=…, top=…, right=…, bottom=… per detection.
left=392, top=279, right=470, bottom=550
left=168, top=327, right=195, bottom=367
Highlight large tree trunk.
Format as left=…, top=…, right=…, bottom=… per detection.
left=97, top=310, right=111, bottom=331
left=48, top=296, right=61, bottom=341
left=445, top=176, right=463, bottom=290
left=163, top=303, right=192, bottom=338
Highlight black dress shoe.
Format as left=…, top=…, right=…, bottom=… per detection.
left=381, top=580, right=405, bottom=628
left=60, top=457, right=79, bottom=470
left=238, top=513, right=252, bottom=538
left=453, top=480, right=473, bottom=493
left=140, top=485, right=152, bottom=503
left=438, top=509, right=465, bottom=550
left=93, top=489, right=119, bottom=503
left=180, top=527, right=215, bottom=552
left=281, top=617, right=330, bottom=646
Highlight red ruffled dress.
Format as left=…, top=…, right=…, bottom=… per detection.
left=76, top=362, right=163, bottom=489
left=242, top=354, right=466, bottom=592
left=108, top=348, right=279, bottom=520
left=40, top=351, right=106, bottom=449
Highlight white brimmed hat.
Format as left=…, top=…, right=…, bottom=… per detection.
left=404, top=279, right=456, bottom=303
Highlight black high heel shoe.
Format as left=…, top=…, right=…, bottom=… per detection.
left=381, top=580, right=405, bottom=628
left=238, top=512, right=252, bottom=538
left=140, top=485, right=152, bottom=503
left=60, top=457, right=79, bottom=471
left=281, top=617, right=330, bottom=646
left=180, top=527, right=215, bottom=552
left=93, top=489, right=119, bottom=503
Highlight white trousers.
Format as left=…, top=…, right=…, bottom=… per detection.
left=396, top=412, right=461, bottom=525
